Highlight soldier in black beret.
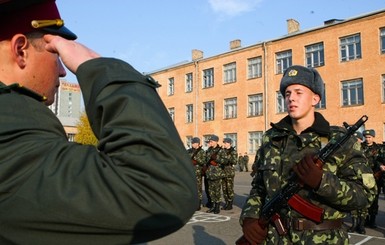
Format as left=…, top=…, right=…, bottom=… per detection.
left=0, top=1, right=197, bottom=244
left=187, top=137, right=206, bottom=210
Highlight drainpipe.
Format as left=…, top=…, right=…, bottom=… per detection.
left=262, top=42, right=269, bottom=131
left=194, top=60, right=199, bottom=136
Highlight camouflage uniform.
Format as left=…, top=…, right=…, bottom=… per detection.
left=240, top=113, right=376, bottom=245
left=362, top=141, right=382, bottom=227
left=205, top=145, right=223, bottom=213
left=238, top=154, right=244, bottom=171
left=243, top=153, right=250, bottom=172
left=187, top=146, right=207, bottom=210
left=217, top=146, right=237, bottom=210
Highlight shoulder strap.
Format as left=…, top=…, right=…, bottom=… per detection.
left=3, top=83, right=47, bottom=102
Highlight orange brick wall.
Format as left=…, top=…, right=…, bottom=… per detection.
left=151, top=10, right=385, bottom=160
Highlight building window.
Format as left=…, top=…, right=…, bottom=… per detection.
left=203, top=101, right=214, bottom=121
left=340, top=34, right=361, bottom=62
left=186, top=136, right=193, bottom=148
left=67, top=133, right=76, bottom=142
left=185, top=73, right=193, bottom=93
left=203, top=135, right=212, bottom=149
left=248, top=94, right=263, bottom=116
left=168, top=107, right=175, bottom=121
left=249, top=131, right=263, bottom=154
left=248, top=57, right=262, bottom=79
left=276, top=50, right=292, bottom=74
left=223, top=62, right=236, bottom=84
left=224, top=133, right=237, bottom=148
left=276, top=92, right=287, bottom=113
left=315, top=83, right=326, bottom=109
left=341, top=79, right=363, bottom=106
left=381, top=28, right=385, bottom=54
left=306, top=42, right=324, bottom=67
left=168, top=77, right=174, bottom=96
left=224, top=97, right=237, bottom=119
left=186, top=104, right=193, bottom=123
left=203, top=68, right=214, bottom=88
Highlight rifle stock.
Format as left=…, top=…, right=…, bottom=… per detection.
left=236, top=115, right=368, bottom=245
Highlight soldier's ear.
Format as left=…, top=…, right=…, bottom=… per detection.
left=11, top=34, right=29, bottom=69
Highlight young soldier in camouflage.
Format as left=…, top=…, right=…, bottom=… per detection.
left=205, top=135, right=223, bottom=214
left=348, top=131, right=367, bottom=234
left=239, top=65, right=376, bottom=245
left=217, top=138, right=238, bottom=210
left=362, top=130, right=384, bottom=229
left=187, top=137, right=207, bottom=210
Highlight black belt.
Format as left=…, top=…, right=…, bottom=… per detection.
left=291, top=218, right=343, bottom=231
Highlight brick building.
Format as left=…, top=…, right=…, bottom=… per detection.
left=149, top=9, right=385, bottom=162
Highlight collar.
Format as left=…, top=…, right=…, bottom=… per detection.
left=272, top=112, right=330, bottom=136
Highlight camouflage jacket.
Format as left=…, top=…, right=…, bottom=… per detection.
left=187, top=146, right=206, bottom=168
left=217, top=146, right=237, bottom=177
left=241, top=113, right=376, bottom=223
left=362, top=142, right=382, bottom=172
left=205, top=145, right=223, bottom=180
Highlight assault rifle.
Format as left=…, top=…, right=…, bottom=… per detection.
left=236, top=115, right=368, bottom=245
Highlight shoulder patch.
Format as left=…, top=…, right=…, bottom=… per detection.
left=362, top=173, right=376, bottom=189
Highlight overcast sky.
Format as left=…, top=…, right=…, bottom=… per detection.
left=56, top=0, right=385, bottom=82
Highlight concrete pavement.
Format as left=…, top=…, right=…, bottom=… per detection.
left=140, top=172, right=385, bottom=245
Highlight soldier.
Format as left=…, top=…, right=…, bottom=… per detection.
left=239, top=65, right=376, bottom=244
left=362, top=129, right=384, bottom=228
left=243, top=152, right=249, bottom=172
left=348, top=131, right=367, bottom=234
left=205, top=135, right=223, bottom=214
left=0, top=1, right=197, bottom=244
left=187, top=137, right=206, bottom=211
left=217, top=138, right=237, bottom=210
left=238, top=153, right=244, bottom=172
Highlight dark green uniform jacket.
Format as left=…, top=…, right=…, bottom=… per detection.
left=0, top=58, right=197, bottom=245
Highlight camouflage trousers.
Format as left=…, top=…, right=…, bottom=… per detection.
left=350, top=208, right=368, bottom=218
left=263, top=226, right=348, bottom=245
left=208, top=178, right=222, bottom=203
left=195, top=167, right=203, bottom=201
left=221, top=176, right=234, bottom=202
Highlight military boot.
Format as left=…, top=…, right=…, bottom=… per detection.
left=206, top=203, right=216, bottom=213
left=356, top=217, right=366, bottom=234
left=224, top=200, right=233, bottom=210
left=348, top=217, right=358, bottom=232
left=222, top=201, right=229, bottom=210
left=205, top=198, right=213, bottom=209
left=213, top=203, right=220, bottom=214
left=367, top=214, right=377, bottom=228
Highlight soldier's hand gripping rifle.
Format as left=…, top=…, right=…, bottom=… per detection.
left=236, top=115, right=368, bottom=245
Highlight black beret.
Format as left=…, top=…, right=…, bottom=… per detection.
left=223, top=138, right=232, bottom=144
left=208, top=135, right=219, bottom=142
left=280, top=65, right=324, bottom=98
left=191, top=137, right=200, bottom=144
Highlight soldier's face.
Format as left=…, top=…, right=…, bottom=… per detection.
left=284, top=84, right=320, bottom=121
left=209, top=140, right=217, bottom=147
left=364, top=135, right=375, bottom=145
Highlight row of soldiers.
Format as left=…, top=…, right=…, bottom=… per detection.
left=187, top=135, right=237, bottom=213
left=348, top=129, right=385, bottom=234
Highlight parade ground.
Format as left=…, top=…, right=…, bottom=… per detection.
left=139, top=172, right=385, bottom=245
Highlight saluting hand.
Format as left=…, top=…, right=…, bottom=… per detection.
left=43, top=34, right=100, bottom=74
